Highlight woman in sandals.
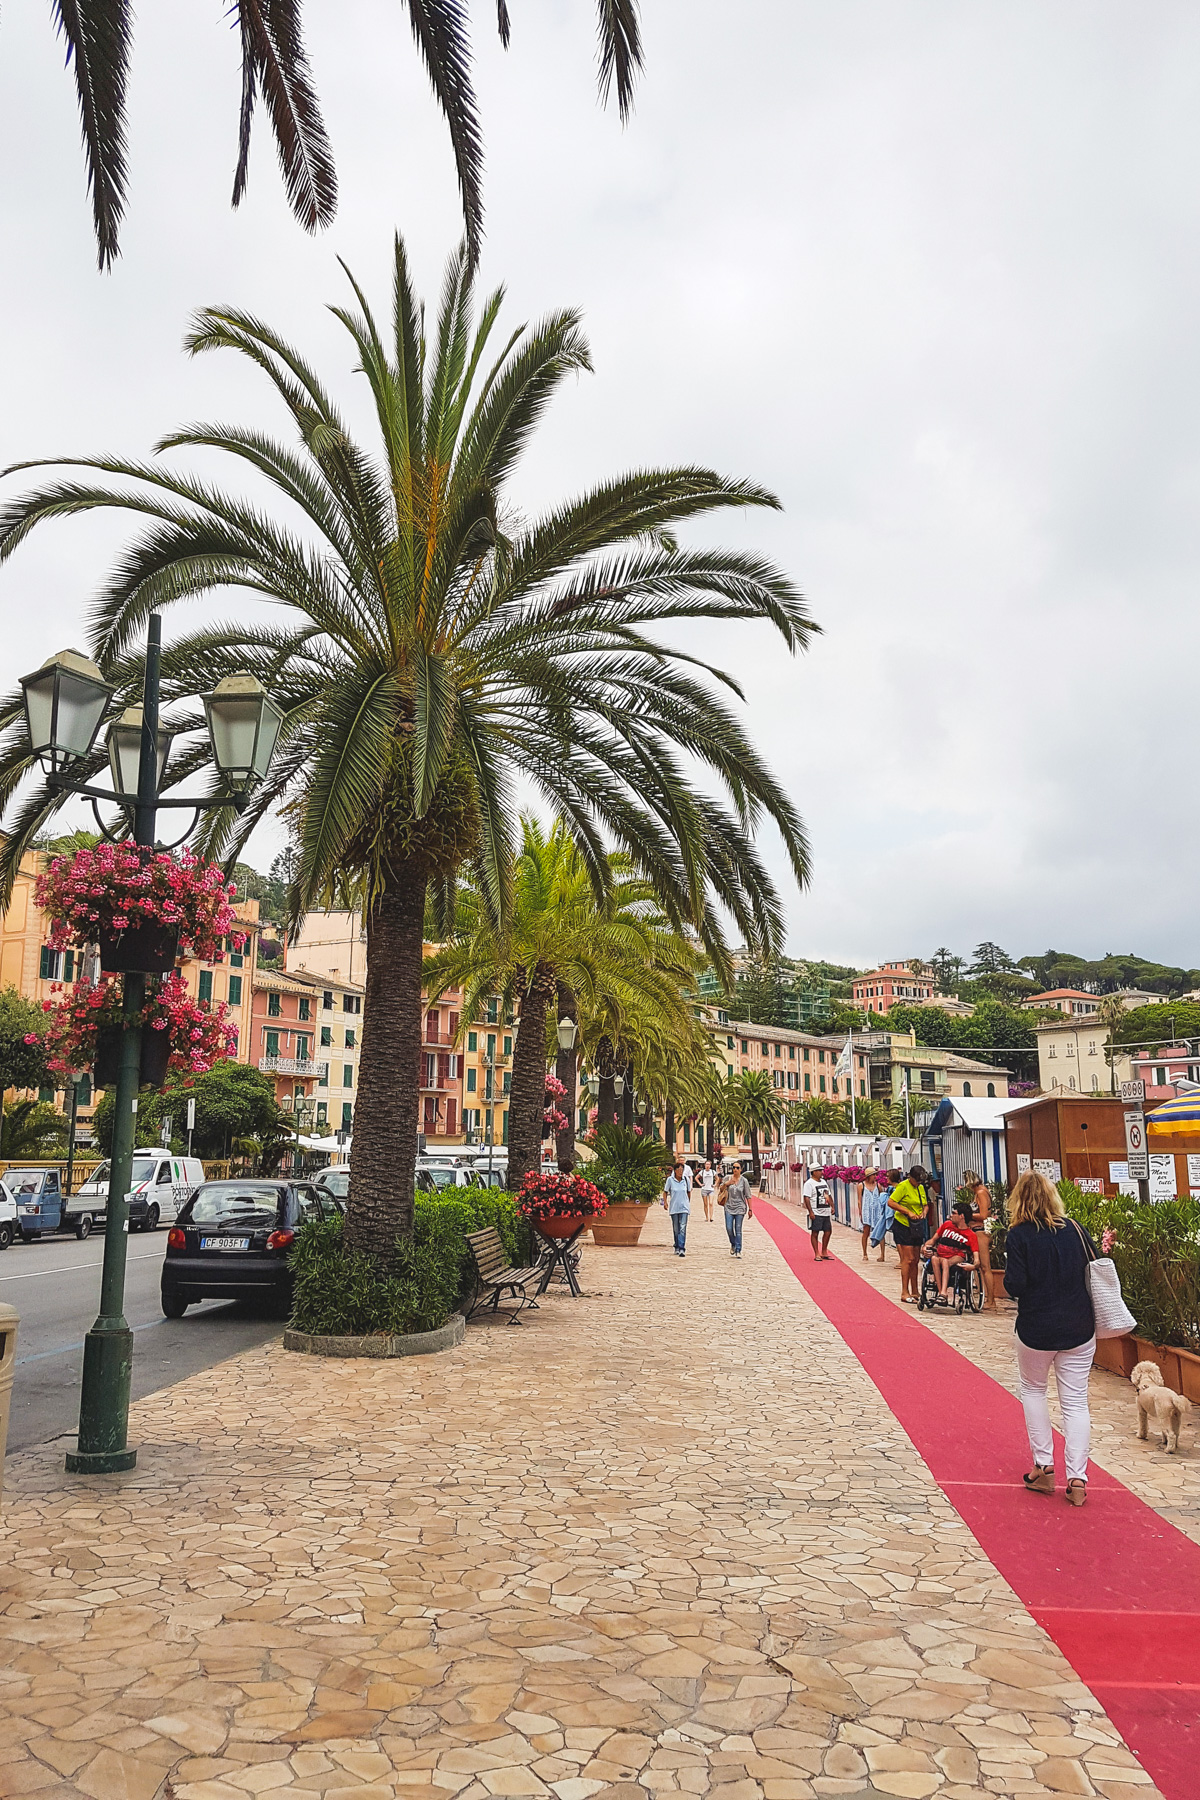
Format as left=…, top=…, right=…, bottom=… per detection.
left=887, top=1166, right=930, bottom=1303
left=962, top=1169, right=999, bottom=1312
left=1003, top=1170, right=1097, bottom=1508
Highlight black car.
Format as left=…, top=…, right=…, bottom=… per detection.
left=161, top=1179, right=338, bottom=1318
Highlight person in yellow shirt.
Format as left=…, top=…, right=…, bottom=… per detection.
left=888, top=1167, right=930, bottom=1304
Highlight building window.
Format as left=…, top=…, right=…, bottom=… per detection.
left=859, top=1080, right=866, bottom=1096
left=198, top=969, right=213, bottom=1003
left=265, top=1030, right=280, bottom=1057
left=38, top=945, right=56, bottom=980
left=501, top=1108, right=509, bottom=1144
left=487, top=998, right=498, bottom=1025
left=819, top=1076, right=826, bottom=1093
left=789, top=1045, right=795, bottom=1059
left=962, top=1082, right=972, bottom=1097
left=1088, top=1040, right=1097, bottom=1055
left=803, top=1048, right=810, bottom=1063
left=727, top=1035, right=734, bottom=1049
left=298, top=996, right=311, bottom=1020
left=342, top=1102, right=353, bottom=1129
left=727, top=1064, right=734, bottom=1078
left=343, top=1063, right=353, bottom=1088
left=467, top=1030, right=478, bottom=1052
left=920, top=1070, right=935, bottom=1091
left=228, top=974, right=242, bottom=1007
left=345, top=1029, right=356, bottom=1049
left=804, top=1074, right=811, bottom=1091
left=1068, top=1077, right=1076, bottom=1091
left=267, top=992, right=281, bottom=1017
left=320, top=1026, right=332, bottom=1047
left=1090, top=1075, right=1098, bottom=1091
left=467, top=1067, right=477, bottom=1093
left=503, top=1071, right=512, bottom=1095
left=988, top=1082, right=997, bottom=1097
left=1155, top=1067, right=1166, bottom=1085
left=1048, top=1043, right=1057, bottom=1058
left=741, top=1039, right=748, bottom=1054
left=774, top=1044, right=781, bottom=1057
left=323, top=990, right=333, bottom=1010
left=229, top=944, right=244, bottom=968
left=76, top=1073, right=92, bottom=1105
left=296, top=1034, right=310, bottom=1062
left=62, top=949, right=75, bottom=982
left=318, top=1062, right=328, bottom=1087
left=503, top=1034, right=513, bottom=1056
left=683, top=1120, right=691, bottom=1146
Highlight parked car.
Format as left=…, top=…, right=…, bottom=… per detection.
left=161, top=1179, right=338, bottom=1318
left=313, top=1168, right=349, bottom=1207
left=416, top=1160, right=509, bottom=1192
left=72, top=1152, right=205, bottom=1235
left=6, top=1168, right=66, bottom=1240
left=0, top=1180, right=18, bottom=1250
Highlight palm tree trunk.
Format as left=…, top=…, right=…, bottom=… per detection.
left=508, top=960, right=556, bottom=1188
left=706, top=1113, right=716, bottom=1161
left=597, top=1036, right=616, bottom=1128
left=749, top=1126, right=761, bottom=1186
left=346, top=861, right=427, bottom=1263
left=664, top=1105, right=675, bottom=1153
left=555, top=980, right=578, bottom=1173
left=622, top=1063, right=634, bottom=1128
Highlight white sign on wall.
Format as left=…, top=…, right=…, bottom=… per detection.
left=1016, top=1154, right=1031, bottom=1175
left=1076, top=1178, right=1104, bottom=1194
left=1033, top=1159, right=1061, bottom=1182
left=1149, top=1153, right=1177, bottom=1202
left=1188, top=1153, right=1200, bottom=1187
left=1109, top=1161, right=1129, bottom=1184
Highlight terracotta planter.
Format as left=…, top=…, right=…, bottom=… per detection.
left=1131, top=1336, right=1183, bottom=1391
left=589, top=1202, right=652, bottom=1247
left=1093, top=1335, right=1138, bottom=1378
left=1175, top=1346, right=1200, bottom=1403
left=535, top=1213, right=590, bottom=1239
left=99, top=920, right=179, bottom=974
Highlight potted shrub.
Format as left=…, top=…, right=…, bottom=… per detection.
left=37, top=842, right=245, bottom=974
left=587, top=1123, right=670, bottom=1245
left=517, top=1169, right=608, bottom=1239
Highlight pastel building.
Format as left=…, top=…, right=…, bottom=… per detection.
left=851, top=962, right=935, bottom=1014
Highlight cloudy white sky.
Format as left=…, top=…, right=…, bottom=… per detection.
left=1, top=2, right=1197, bottom=971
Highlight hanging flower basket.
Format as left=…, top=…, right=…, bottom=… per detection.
left=98, top=919, right=179, bottom=975
left=36, top=843, right=245, bottom=966
left=34, top=974, right=238, bottom=1087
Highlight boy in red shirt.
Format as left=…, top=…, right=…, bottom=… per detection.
left=924, top=1200, right=979, bottom=1304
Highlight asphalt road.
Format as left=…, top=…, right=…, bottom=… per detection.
left=1, top=1229, right=282, bottom=1452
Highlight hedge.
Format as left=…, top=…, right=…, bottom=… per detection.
left=288, top=1188, right=533, bottom=1338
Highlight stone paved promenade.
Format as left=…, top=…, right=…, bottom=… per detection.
left=0, top=1203, right=1164, bottom=1800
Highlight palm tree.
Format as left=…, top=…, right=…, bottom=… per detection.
left=1095, top=994, right=1127, bottom=1093
left=0, top=231, right=815, bottom=1264
left=787, top=1094, right=848, bottom=1135
left=425, top=815, right=698, bottom=1185
left=39, top=3, right=643, bottom=269
left=733, top=1068, right=780, bottom=1184
left=0, top=1100, right=68, bottom=1159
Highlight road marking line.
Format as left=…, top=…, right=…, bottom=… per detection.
left=0, top=1252, right=164, bottom=1283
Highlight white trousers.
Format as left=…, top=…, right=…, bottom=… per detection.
left=1015, top=1334, right=1096, bottom=1482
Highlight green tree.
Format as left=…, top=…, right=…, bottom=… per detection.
left=787, top=1095, right=847, bottom=1134
left=968, top=942, right=1017, bottom=977
left=0, top=234, right=814, bottom=1265
left=37, top=3, right=643, bottom=269
left=1112, top=1002, right=1200, bottom=1052
left=726, top=1068, right=779, bottom=1184
left=1, top=1100, right=68, bottom=1158
left=928, top=948, right=965, bottom=993
left=90, top=1058, right=290, bottom=1159
left=0, top=987, right=52, bottom=1157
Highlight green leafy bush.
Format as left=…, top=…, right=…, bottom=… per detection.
left=289, top=1188, right=532, bottom=1337
left=1057, top=1181, right=1200, bottom=1353
left=588, top=1122, right=669, bottom=1204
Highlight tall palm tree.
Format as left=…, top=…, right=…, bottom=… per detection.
left=0, top=231, right=815, bottom=1264
left=425, top=815, right=697, bottom=1185
left=1094, top=994, right=1126, bottom=1093
left=731, top=1068, right=779, bottom=1184
left=42, top=2, right=643, bottom=268
left=787, top=1094, right=848, bottom=1134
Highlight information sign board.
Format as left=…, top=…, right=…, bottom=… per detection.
left=1120, top=1079, right=1146, bottom=1103
left=1124, top=1109, right=1149, bottom=1180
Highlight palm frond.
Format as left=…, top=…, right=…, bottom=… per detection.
left=52, top=0, right=130, bottom=268
left=232, top=0, right=336, bottom=231
left=400, top=0, right=485, bottom=266
left=596, top=0, right=643, bottom=119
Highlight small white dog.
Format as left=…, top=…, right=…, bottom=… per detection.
left=1131, top=1361, right=1191, bottom=1453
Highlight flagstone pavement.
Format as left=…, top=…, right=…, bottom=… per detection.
left=0, top=1202, right=1167, bottom=1800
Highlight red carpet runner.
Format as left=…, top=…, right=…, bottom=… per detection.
left=757, top=1200, right=1200, bottom=1800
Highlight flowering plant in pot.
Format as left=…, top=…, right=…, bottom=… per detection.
left=34, top=974, right=237, bottom=1086
left=517, top=1169, right=608, bottom=1238
left=36, top=842, right=245, bottom=972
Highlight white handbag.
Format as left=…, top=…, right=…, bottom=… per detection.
left=1071, top=1219, right=1136, bottom=1340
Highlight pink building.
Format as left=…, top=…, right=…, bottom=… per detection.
left=851, top=962, right=934, bottom=1015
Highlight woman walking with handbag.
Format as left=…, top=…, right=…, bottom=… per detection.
left=1004, top=1170, right=1099, bottom=1508
left=888, top=1167, right=930, bottom=1303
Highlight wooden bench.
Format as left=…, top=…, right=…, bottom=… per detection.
left=466, top=1227, right=543, bottom=1324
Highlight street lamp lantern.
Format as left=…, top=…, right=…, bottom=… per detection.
left=20, top=647, right=113, bottom=776
left=613, top=1073, right=626, bottom=1097
left=585, top=1073, right=600, bottom=1099
left=107, top=706, right=172, bottom=800
left=556, top=1016, right=578, bottom=1053
left=203, top=672, right=283, bottom=791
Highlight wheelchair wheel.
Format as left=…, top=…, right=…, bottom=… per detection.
left=954, top=1275, right=967, bottom=1313
left=966, top=1266, right=984, bottom=1313
left=917, top=1266, right=935, bottom=1311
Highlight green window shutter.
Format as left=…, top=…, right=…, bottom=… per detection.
left=230, top=947, right=244, bottom=968
left=503, top=1035, right=512, bottom=1056
left=227, top=974, right=242, bottom=1007
left=38, top=1085, right=55, bottom=1104
left=804, top=1074, right=811, bottom=1091
left=342, top=1102, right=353, bottom=1128
left=266, top=1030, right=280, bottom=1057
left=501, top=1108, right=509, bottom=1144
left=819, top=1076, right=826, bottom=1093
left=198, top=969, right=213, bottom=1003
left=503, top=1071, right=511, bottom=1095
left=467, top=1031, right=477, bottom=1052
left=345, top=1029, right=355, bottom=1048
left=63, top=950, right=75, bottom=982
left=267, top=992, right=281, bottom=1017
left=299, top=997, right=311, bottom=1019
left=467, top=1068, right=477, bottom=1093
left=318, top=1062, right=328, bottom=1088
left=320, top=1026, right=331, bottom=1046
left=39, top=945, right=55, bottom=980
left=343, top=1064, right=353, bottom=1088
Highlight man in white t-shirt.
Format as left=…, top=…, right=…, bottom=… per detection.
left=698, top=1159, right=717, bottom=1222
left=802, top=1169, right=834, bottom=1261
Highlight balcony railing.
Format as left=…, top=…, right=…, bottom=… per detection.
left=259, top=1055, right=320, bottom=1077
left=422, top=1027, right=457, bottom=1046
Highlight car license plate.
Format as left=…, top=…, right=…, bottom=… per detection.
left=201, top=1236, right=249, bottom=1251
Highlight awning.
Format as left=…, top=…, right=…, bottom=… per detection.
left=1147, top=1092, right=1200, bottom=1135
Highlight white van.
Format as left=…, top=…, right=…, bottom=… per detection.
left=70, top=1153, right=205, bottom=1236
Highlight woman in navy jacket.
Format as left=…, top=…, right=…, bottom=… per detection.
left=1003, top=1170, right=1097, bottom=1507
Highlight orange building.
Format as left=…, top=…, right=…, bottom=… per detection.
left=851, top=961, right=935, bottom=1014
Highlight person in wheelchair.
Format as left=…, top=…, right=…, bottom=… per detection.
left=920, top=1200, right=980, bottom=1307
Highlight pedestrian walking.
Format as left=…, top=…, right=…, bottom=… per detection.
left=888, top=1166, right=930, bottom=1303
left=1004, top=1169, right=1097, bottom=1508
left=860, top=1170, right=888, bottom=1262
left=662, top=1159, right=692, bottom=1257
left=698, top=1159, right=716, bottom=1222
left=722, top=1159, right=753, bottom=1257
left=962, top=1168, right=999, bottom=1311
left=802, top=1167, right=834, bottom=1261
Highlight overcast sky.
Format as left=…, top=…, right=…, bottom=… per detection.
left=1, top=2, right=1197, bottom=971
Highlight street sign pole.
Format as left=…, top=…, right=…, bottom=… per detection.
left=1121, top=1079, right=1150, bottom=1203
